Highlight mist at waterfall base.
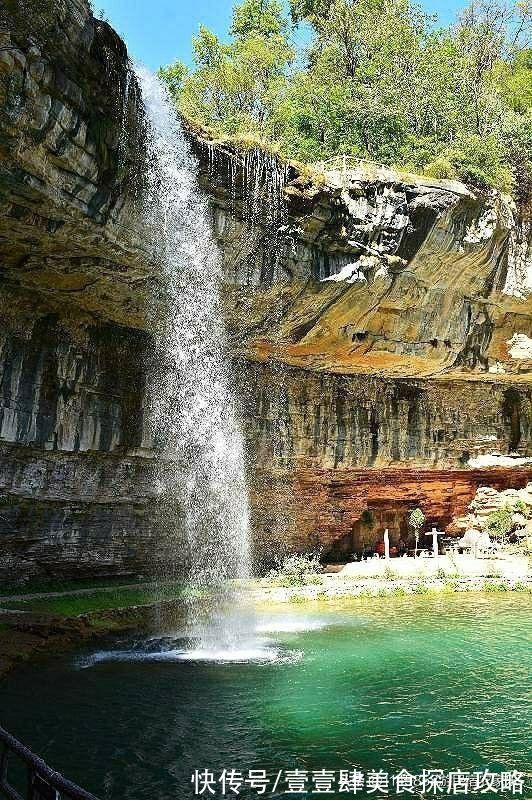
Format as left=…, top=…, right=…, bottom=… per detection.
left=136, top=66, right=256, bottom=660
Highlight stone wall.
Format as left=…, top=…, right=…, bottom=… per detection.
left=243, top=363, right=531, bottom=471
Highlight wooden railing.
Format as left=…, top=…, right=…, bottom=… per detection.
left=0, top=726, right=99, bottom=800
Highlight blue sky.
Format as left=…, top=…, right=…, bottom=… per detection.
left=96, top=0, right=465, bottom=71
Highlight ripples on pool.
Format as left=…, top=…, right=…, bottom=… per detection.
left=0, top=595, right=530, bottom=799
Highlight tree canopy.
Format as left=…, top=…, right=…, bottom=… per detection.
left=159, top=0, right=532, bottom=196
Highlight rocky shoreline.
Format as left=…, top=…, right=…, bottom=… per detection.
left=0, top=597, right=183, bottom=680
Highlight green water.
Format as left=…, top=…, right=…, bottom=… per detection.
left=0, top=594, right=530, bottom=799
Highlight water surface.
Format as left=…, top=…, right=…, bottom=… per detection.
left=0, top=595, right=530, bottom=799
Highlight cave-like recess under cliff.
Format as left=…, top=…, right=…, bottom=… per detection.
left=0, top=0, right=531, bottom=582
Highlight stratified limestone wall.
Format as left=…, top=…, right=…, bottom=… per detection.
left=194, top=135, right=532, bottom=378
left=0, top=290, right=149, bottom=453
left=0, top=1, right=530, bottom=582
left=0, top=445, right=157, bottom=582
left=0, top=0, right=160, bottom=584
left=242, top=363, right=532, bottom=563
left=243, top=363, right=531, bottom=470
left=0, top=285, right=159, bottom=583
left=0, top=0, right=155, bottom=326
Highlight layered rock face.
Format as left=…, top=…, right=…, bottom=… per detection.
left=195, top=137, right=532, bottom=379
left=0, top=2, right=530, bottom=581
left=194, top=137, right=532, bottom=561
left=0, top=0, right=156, bottom=325
left=0, top=0, right=162, bottom=582
left=242, top=362, right=531, bottom=563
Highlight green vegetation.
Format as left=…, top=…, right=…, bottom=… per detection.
left=0, top=576, right=149, bottom=598
left=159, top=0, right=532, bottom=194
left=408, top=507, right=426, bottom=557
left=486, top=505, right=514, bottom=541
left=485, top=499, right=532, bottom=553
left=1, top=583, right=184, bottom=617
left=265, top=552, right=323, bottom=586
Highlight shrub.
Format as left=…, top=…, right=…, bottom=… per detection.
left=438, top=134, right=513, bottom=192
left=424, top=156, right=457, bottom=181
left=361, top=510, right=375, bottom=528
left=513, top=499, right=531, bottom=518
left=391, top=586, right=407, bottom=597
left=486, top=564, right=503, bottom=579
left=483, top=580, right=509, bottom=593
left=267, top=551, right=323, bottom=587
left=486, top=506, right=514, bottom=544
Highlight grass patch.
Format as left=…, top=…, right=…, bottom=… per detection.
left=483, top=581, right=510, bottom=593
left=390, top=586, right=408, bottom=597
left=0, top=576, right=148, bottom=598
left=1, top=583, right=185, bottom=617
left=411, top=582, right=430, bottom=595
left=383, top=567, right=398, bottom=581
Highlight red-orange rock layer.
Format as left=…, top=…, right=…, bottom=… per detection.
left=251, top=466, right=532, bottom=559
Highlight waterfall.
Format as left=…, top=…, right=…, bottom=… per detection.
left=136, top=67, right=251, bottom=646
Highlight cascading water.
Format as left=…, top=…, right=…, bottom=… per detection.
left=136, top=66, right=252, bottom=653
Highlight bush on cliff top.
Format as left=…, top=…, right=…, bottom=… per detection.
left=159, top=0, right=531, bottom=197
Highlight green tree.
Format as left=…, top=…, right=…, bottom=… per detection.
left=160, top=0, right=532, bottom=194
left=289, top=0, right=334, bottom=23
left=160, top=0, right=294, bottom=139
left=157, top=61, right=188, bottom=102
left=409, top=507, right=426, bottom=557
left=232, top=0, right=289, bottom=38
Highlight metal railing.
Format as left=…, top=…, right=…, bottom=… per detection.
left=0, top=727, right=99, bottom=800
left=315, top=154, right=389, bottom=175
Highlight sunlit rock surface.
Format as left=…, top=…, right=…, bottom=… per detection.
left=193, top=134, right=532, bottom=380
left=0, top=0, right=530, bottom=580
left=194, top=134, right=532, bottom=560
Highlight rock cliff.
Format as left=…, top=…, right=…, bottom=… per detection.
left=0, top=0, right=160, bottom=582
left=0, top=0, right=531, bottom=581
left=194, top=133, right=532, bottom=562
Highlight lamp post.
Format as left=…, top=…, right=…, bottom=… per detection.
left=384, top=528, right=390, bottom=560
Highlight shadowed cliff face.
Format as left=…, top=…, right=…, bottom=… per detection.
left=0, top=0, right=158, bottom=327
left=0, top=1, right=530, bottom=580
left=0, top=0, right=162, bottom=582
left=243, top=364, right=531, bottom=471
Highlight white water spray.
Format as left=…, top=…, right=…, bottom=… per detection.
left=136, top=67, right=251, bottom=648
